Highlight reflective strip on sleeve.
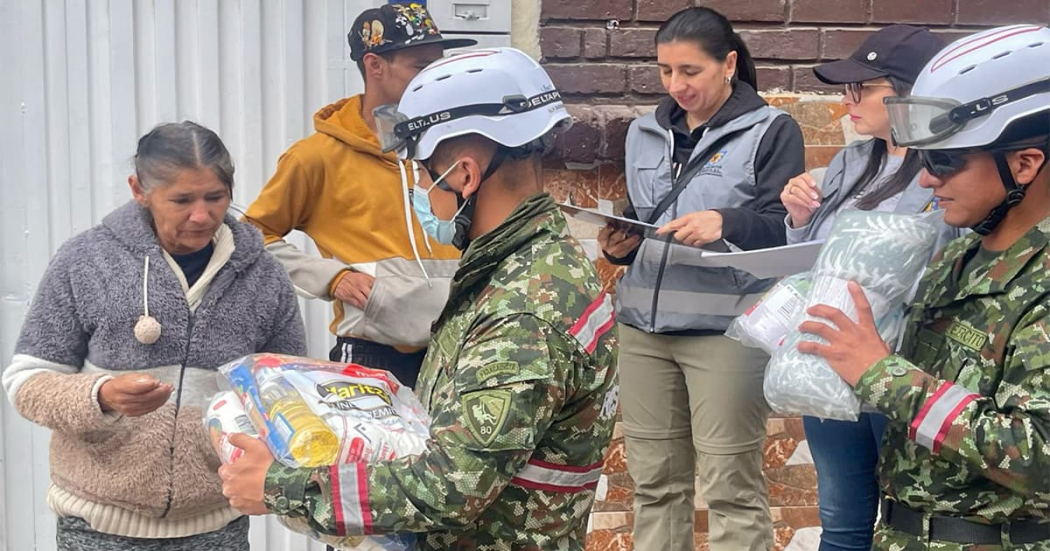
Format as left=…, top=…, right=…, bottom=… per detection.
left=329, top=463, right=372, bottom=536
left=909, top=382, right=980, bottom=454
left=510, top=459, right=604, bottom=493
left=569, top=294, right=615, bottom=354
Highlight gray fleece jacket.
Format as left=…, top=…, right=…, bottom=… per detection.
left=3, top=200, right=306, bottom=538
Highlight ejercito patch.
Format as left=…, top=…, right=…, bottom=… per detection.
left=462, top=390, right=512, bottom=447
left=945, top=320, right=987, bottom=352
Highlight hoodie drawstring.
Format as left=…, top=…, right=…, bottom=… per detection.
left=400, top=160, right=432, bottom=286
left=412, top=161, right=434, bottom=255
left=134, top=256, right=162, bottom=344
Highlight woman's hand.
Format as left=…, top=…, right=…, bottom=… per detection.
left=598, top=225, right=642, bottom=259
left=797, top=281, right=891, bottom=386
left=656, top=211, right=723, bottom=247
left=781, top=173, right=823, bottom=229
left=98, top=373, right=174, bottom=416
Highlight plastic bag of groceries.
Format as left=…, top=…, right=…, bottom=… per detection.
left=763, top=211, right=939, bottom=421
left=207, top=353, right=431, bottom=550
left=726, top=272, right=812, bottom=354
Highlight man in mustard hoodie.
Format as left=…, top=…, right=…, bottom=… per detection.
left=245, top=4, right=474, bottom=388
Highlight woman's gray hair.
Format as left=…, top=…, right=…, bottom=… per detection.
left=134, top=121, right=234, bottom=193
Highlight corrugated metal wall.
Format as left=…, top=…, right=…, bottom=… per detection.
left=0, top=0, right=376, bottom=549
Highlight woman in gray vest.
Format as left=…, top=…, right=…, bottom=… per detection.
left=597, top=7, right=804, bottom=550
left=779, top=26, right=949, bottom=551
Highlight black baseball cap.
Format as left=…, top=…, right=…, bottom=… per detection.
left=814, top=25, right=944, bottom=85
left=349, top=3, right=477, bottom=62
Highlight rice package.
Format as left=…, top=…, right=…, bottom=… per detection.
left=208, top=353, right=431, bottom=550
left=763, top=211, right=939, bottom=421
left=726, top=272, right=811, bottom=354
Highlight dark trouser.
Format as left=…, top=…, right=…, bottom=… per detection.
left=329, top=336, right=426, bottom=390
left=56, top=515, right=248, bottom=551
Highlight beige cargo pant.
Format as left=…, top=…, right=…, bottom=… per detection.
left=618, top=323, right=773, bottom=551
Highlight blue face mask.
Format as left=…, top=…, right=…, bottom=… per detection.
left=412, top=161, right=469, bottom=246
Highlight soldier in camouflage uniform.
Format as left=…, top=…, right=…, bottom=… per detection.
left=795, top=26, right=1050, bottom=550
left=219, top=48, right=620, bottom=550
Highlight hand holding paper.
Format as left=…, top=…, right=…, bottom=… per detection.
left=656, top=210, right=723, bottom=247
left=598, top=225, right=642, bottom=259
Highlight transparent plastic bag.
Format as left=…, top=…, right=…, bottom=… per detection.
left=205, top=391, right=260, bottom=464
left=726, top=272, right=811, bottom=354
left=211, top=353, right=431, bottom=550
left=763, top=211, right=939, bottom=421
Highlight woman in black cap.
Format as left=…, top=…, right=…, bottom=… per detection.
left=779, top=25, right=951, bottom=551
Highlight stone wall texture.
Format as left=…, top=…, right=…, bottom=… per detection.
left=535, top=1, right=1049, bottom=549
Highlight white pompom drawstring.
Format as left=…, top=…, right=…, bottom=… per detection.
left=134, top=256, right=162, bottom=344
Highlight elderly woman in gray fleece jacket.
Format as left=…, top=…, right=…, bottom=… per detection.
left=2, top=121, right=307, bottom=551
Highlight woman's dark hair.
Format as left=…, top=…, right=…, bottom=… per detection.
left=851, top=76, right=923, bottom=210
left=655, top=7, right=758, bottom=90
left=134, top=121, right=234, bottom=193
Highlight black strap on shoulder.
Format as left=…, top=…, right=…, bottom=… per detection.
left=645, top=130, right=743, bottom=225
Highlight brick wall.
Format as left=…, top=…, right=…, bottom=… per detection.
left=540, top=2, right=1048, bottom=549
left=539, top=0, right=1050, bottom=168
left=542, top=0, right=1050, bottom=98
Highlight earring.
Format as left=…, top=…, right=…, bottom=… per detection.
left=725, top=75, right=733, bottom=84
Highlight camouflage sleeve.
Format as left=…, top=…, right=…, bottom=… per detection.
left=264, top=313, right=571, bottom=536
left=264, top=463, right=340, bottom=533
left=854, top=317, right=1050, bottom=496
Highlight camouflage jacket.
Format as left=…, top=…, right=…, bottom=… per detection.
left=264, top=193, right=619, bottom=549
left=855, top=221, right=1050, bottom=522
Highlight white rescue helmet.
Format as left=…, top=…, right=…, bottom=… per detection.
left=374, top=47, right=573, bottom=160
left=886, top=25, right=1050, bottom=150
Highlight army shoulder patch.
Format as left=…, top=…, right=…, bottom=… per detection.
left=945, top=320, right=987, bottom=352
left=476, top=361, right=519, bottom=384
left=462, top=390, right=512, bottom=447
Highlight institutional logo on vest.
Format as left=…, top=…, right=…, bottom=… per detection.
left=700, top=148, right=729, bottom=177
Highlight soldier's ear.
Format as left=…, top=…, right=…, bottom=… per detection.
left=1010, top=147, right=1047, bottom=186
left=458, top=156, right=484, bottom=200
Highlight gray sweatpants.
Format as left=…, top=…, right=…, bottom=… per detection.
left=56, top=515, right=249, bottom=551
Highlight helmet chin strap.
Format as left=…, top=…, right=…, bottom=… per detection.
left=450, top=147, right=509, bottom=251
left=971, top=152, right=1027, bottom=236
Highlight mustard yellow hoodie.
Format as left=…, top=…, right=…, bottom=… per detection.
left=245, top=95, right=460, bottom=348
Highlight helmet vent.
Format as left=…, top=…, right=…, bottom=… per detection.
left=436, top=74, right=452, bottom=81
left=959, top=65, right=977, bottom=74
left=1028, top=42, right=1045, bottom=48
left=467, top=68, right=483, bottom=73
left=992, top=50, right=1012, bottom=60
left=412, top=84, right=424, bottom=92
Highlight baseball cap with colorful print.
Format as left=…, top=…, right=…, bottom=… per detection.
left=349, top=3, right=477, bottom=62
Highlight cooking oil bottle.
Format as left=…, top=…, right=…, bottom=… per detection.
left=257, top=367, right=339, bottom=467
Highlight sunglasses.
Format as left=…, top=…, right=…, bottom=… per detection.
left=919, top=140, right=1050, bottom=178
left=844, top=82, right=895, bottom=103
left=918, top=149, right=971, bottom=178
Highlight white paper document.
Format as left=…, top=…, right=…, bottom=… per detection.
left=666, top=239, right=826, bottom=278
left=557, top=203, right=659, bottom=235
